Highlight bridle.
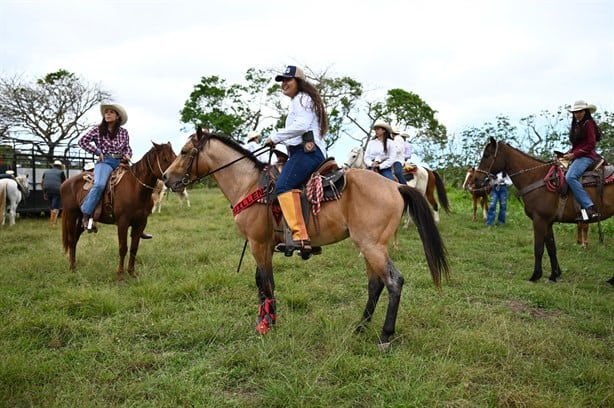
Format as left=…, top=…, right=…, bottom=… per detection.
left=128, top=151, right=167, bottom=190
left=178, top=135, right=272, bottom=188
left=475, top=139, right=556, bottom=185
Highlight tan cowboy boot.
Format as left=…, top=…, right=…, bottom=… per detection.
left=49, top=209, right=59, bottom=226
left=277, top=190, right=312, bottom=258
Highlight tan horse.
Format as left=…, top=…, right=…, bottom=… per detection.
left=61, top=142, right=176, bottom=280
left=163, top=129, right=449, bottom=349
left=473, top=137, right=614, bottom=282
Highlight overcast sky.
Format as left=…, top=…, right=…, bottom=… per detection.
left=1, top=0, right=613, bottom=160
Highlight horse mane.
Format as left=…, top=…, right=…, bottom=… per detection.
left=500, top=141, right=548, bottom=164
left=202, top=132, right=267, bottom=171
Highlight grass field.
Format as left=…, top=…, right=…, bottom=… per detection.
left=1, top=186, right=612, bottom=407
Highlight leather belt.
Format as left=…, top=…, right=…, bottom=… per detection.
left=105, top=153, right=123, bottom=159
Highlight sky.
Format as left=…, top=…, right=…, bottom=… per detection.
left=1, top=0, right=613, bottom=161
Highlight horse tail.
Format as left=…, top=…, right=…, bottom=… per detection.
left=432, top=171, right=450, bottom=213
left=398, top=185, right=450, bottom=287
left=0, top=182, right=6, bottom=223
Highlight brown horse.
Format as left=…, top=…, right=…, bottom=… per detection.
left=473, top=137, right=614, bottom=282
left=576, top=222, right=589, bottom=248
left=163, top=130, right=449, bottom=349
left=462, top=167, right=491, bottom=221
left=61, top=142, right=177, bottom=280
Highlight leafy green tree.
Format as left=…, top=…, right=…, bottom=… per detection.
left=0, top=69, right=111, bottom=160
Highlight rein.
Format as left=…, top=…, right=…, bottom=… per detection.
left=476, top=140, right=556, bottom=183
left=181, top=140, right=272, bottom=187
left=128, top=154, right=163, bottom=190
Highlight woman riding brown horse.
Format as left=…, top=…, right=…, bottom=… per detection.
left=61, top=142, right=176, bottom=280
left=163, top=129, right=449, bottom=349
left=473, top=137, right=613, bottom=282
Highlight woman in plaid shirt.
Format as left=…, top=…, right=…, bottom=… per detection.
left=78, top=103, right=136, bottom=233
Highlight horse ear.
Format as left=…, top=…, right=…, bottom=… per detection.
left=488, top=136, right=496, bottom=145
left=151, top=141, right=160, bottom=148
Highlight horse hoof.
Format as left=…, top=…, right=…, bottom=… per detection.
left=255, top=319, right=270, bottom=335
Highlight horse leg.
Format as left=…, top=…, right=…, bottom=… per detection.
left=356, top=275, right=385, bottom=333
left=529, top=221, right=547, bottom=282
left=255, top=262, right=276, bottom=334
left=425, top=189, right=439, bottom=223
left=379, top=258, right=404, bottom=350
left=116, top=223, right=129, bottom=281
left=471, top=197, right=478, bottom=221
left=544, top=224, right=562, bottom=282
left=126, top=224, right=144, bottom=277
left=481, top=195, right=488, bottom=219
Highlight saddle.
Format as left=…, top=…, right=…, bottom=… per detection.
left=231, top=157, right=346, bottom=250
left=78, top=166, right=129, bottom=223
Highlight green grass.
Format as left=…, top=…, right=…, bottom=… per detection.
left=1, top=187, right=612, bottom=407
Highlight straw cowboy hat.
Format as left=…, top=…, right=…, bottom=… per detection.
left=83, top=162, right=95, bottom=171
left=53, top=160, right=63, bottom=167
left=246, top=130, right=261, bottom=142
left=100, top=103, right=128, bottom=126
left=372, top=120, right=393, bottom=135
left=568, top=100, right=597, bottom=113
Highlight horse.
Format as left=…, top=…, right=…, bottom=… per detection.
left=576, top=222, right=589, bottom=248
left=60, top=142, right=177, bottom=280
left=473, top=137, right=614, bottom=282
left=0, top=175, right=30, bottom=226
left=462, top=167, right=491, bottom=221
left=343, top=146, right=450, bottom=223
left=163, top=129, right=449, bottom=349
left=151, top=179, right=191, bottom=213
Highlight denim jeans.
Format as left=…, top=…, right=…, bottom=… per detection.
left=393, top=161, right=408, bottom=184
left=565, top=156, right=595, bottom=209
left=486, top=185, right=508, bottom=225
left=275, top=145, right=325, bottom=195
left=80, top=156, right=121, bottom=216
left=367, top=167, right=394, bottom=180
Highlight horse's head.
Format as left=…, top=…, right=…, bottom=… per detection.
left=15, top=175, right=30, bottom=198
left=473, top=137, right=505, bottom=189
left=344, top=146, right=365, bottom=169
left=144, top=141, right=177, bottom=179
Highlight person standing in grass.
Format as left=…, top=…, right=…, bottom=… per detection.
left=42, top=160, right=66, bottom=226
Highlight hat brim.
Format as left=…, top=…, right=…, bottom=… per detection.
left=275, top=74, right=293, bottom=82
left=568, top=104, right=597, bottom=114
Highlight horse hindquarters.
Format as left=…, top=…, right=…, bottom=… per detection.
left=0, top=182, right=6, bottom=225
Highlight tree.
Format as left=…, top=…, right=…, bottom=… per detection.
left=0, top=69, right=111, bottom=160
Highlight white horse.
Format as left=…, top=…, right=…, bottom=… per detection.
left=0, top=175, right=30, bottom=226
left=343, top=147, right=449, bottom=224
left=151, top=179, right=190, bottom=213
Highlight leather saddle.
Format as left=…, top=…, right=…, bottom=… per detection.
left=78, top=166, right=129, bottom=223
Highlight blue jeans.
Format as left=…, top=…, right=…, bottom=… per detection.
left=48, top=193, right=61, bottom=210
left=486, top=185, right=508, bottom=225
left=80, top=157, right=121, bottom=216
left=393, top=161, right=408, bottom=184
left=367, top=167, right=394, bottom=180
left=275, top=145, right=325, bottom=194
left=565, top=156, right=595, bottom=209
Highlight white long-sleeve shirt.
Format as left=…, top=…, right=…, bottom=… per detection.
left=271, top=92, right=327, bottom=155
left=392, top=135, right=405, bottom=163
left=364, top=138, right=396, bottom=169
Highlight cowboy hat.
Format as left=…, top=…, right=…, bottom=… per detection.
left=372, top=120, right=393, bottom=135
left=568, top=100, right=597, bottom=113
left=275, top=65, right=306, bottom=82
left=83, top=162, right=95, bottom=171
left=246, top=130, right=261, bottom=142
left=53, top=160, right=63, bottom=167
left=100, top=103, right=128, bottom=126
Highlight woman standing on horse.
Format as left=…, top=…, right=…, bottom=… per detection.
left=263, top=65, right=328, bottom=257
left=364, top=120, right=396, bottom=180
left=563, top=100, right=602, bottom=222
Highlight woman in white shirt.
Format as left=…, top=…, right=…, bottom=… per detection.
left=364, top=120, right=396, bottom=180
left=264, top=65, right=328, bottom=256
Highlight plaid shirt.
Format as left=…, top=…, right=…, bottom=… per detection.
left=78, top=126, right=133, bottom=158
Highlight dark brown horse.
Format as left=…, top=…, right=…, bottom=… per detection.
left=462, top=167, right=491, bottom=221
left=473, top=137, right=614, bottom=282
left=61, top=142, right=176, bottom=280
left=163, top=130, right=449, bottom=349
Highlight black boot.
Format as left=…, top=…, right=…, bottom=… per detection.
left=576, top=206, right=601, bottom=222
